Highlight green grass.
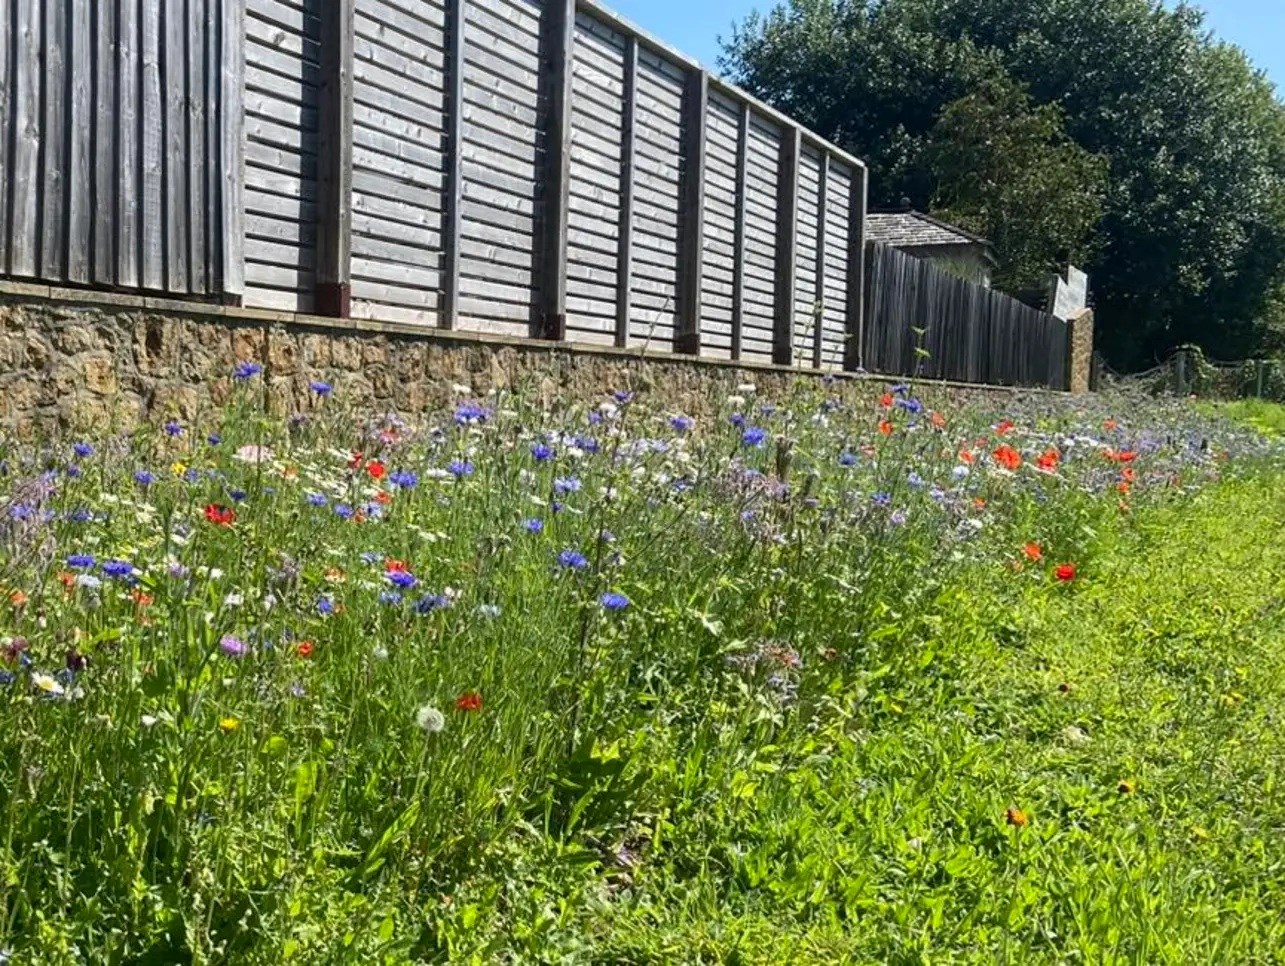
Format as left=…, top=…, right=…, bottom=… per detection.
left=1, top=381, right=1284, bottom=963
left=1198, top=398, right=1285, bottom=436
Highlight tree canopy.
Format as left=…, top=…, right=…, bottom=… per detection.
left=720, top=0, right=1285, bottom=369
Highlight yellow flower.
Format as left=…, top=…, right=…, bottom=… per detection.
left=1117, top=779, right=1136, bottom=795
left=171, top=461, right=188, bottom=477
left=1191, top=826, right=1211, bottom=842
left=219, top=716, right=241, bottom=734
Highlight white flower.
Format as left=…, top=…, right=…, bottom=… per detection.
left=372, top=645, right=389, bottom=660
left=726, top=395, right=746, bottom=407
left=1062, top=725, right=1092, bottom=748
left=75, top=574, right=102, bottom=589
left=141, top=714, right=159, bottom=728
left=415, top=705, right=445, bottom=733
left=598, top=402, right=619, bottom=417
left=234, top=444, right=275, bottom=464
left=451, top=383, right=472, bottom=395
left=32, top=673, right=64, bottom=696
left=223, top=592, right=244, bottom=607
left=477, top=604, right=502, bottom=619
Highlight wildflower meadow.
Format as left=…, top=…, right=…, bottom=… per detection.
left=2, top=370, right=1284, bottom=963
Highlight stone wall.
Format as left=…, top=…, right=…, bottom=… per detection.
left=1, top=287, right=1058, bottom=438
left=1067, top=309, right=1095, bottom=394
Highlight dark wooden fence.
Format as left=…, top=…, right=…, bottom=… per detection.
left=864, top=243, right=1070, bottom=389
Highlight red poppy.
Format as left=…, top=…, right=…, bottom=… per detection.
left=373, top=490, right=392, bottom=505
left=1116, top=450, right=1137, bottom=463
left=1055, top=563, right=1077, bottom=582
left=204, top=503, right=235, bottom=527
left=386, top=559, right=410, bottom=574
left=1023, top=542, right=1043, bottom=562
left=1121, top=466, right=1136, bottom=483
left=366, top=460, right=387, bottom=481
left=995, top=420, right=1015, bottom=436
left=296, top=640, right=314, bottom=659
left=972, top=497, right=987, bottom=511
left=878, top=420, right=894, bottom=437
left=131, top=589, right=154, bottom=608
left=1035, top=448, right=1060, bottom=472
left=993, top=444, right=1022, bottom=471
left=930, top=411, right=947, bottom=429
left=57, top=571, right=76, bottom=591
left=880, top=392, right=894, bottom=408
left=1116, top=481, right=1132, bottom=494
left=455, top=691, right=482, bottom=713
left=958, top=449, right=976, bottom=465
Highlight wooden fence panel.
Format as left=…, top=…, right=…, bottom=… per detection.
left=349, top=0, right=447, bottom=325
left=864, top=243, right=1069, bottom=389
left=740, top=112, right=780, bottom=364
left=699, top=90, right=739, bottom=360
left=793, top=145, right=822, bottom=365
left=565, top=11, right=626, bottom=347
left=821, top=161, right=852, bottom=369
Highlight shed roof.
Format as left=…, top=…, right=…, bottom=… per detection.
left=866, top=210, right=993, bottom=253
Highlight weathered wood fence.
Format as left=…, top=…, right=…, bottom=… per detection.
left=0, top=0, right=1078, bottom=389
left=864, top=243, right=1071, bottom=389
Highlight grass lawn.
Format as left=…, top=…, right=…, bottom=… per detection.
left=1, top=378, right=1283, bottom=963
left=1198, top=398, right=1285, bottom=437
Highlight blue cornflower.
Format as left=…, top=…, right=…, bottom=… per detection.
left=0, top=669, right=14, bottom=686
left=102, top=560, right=135, bottom=579
left=839, top=452, right=858, bottom=467
left=895, top=397, right=923, bottom=415
left=557, top=549, right=589, bottom=571
left=741, top=427, right=768, bottom=448
left=952, top=465, right=970, bottom=481
left=73, top=442, right=94, bottom=459
left=872, top=492, right=892, bottom=508
left=233, top=361, right=263, bottom=380
left=8, top=504, right=34, bottom=521
left=207, top=433, right=222, bottom=446
left=415, top=593, right=450, bottom=614
left=387, top=570, right=418, bottom=589
left=454, top=402, right=491, bottom=425
left=164, top=420, right=183, bottom=437
left=448, top=460, right=474, bottom=479
left=670, top=415, right=694, bottom=433
left=613, top=389, right=635, bottom=405
left=310, top=380, right=333, bottom=396
left=759, top=403, right=776, bottom=417
left=522, top=518, right=544, bottom=534
left=63, top=466, right=80, bottom=483
left=316, top=597, right=335, bottom=616
left=229, top=489, right=247, bottom=503
left=890, top=383, right=911, bottom=397
left=183, top=468, right=200, bottom=484
left=588, top=411, right=603, bottom=425
left=334, top=504, right=354, bottom=520
left=531, top=443, right=555, bottom=463
left=66, top=554, right=96, bottom=569
left=389, top=470, right=419, bottom=489
left=551, top=500, right=565, bottom=514
left=599, top=529, right=616, bottom=543
left=134, top=470, right=156, bottom=486
left=574, top=436, right=600, bottom=455
left=307, top=493, right=328, bottom=507
left=379, top=591, right=404, bottom=607
left=907, top=472, right=925, bottom=488
left=600, top=591, right=630, bottom=611
left=729, top=413, right=747, bottom=428
left=360, top=552, right=384, bottom=565
left=67, top=508, right=93, bottom=523
left=554, top=476, right=581, bottom=495
left=890, top=510, right=909, bottom=526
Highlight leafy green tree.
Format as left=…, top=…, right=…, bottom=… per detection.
left=926, top=74, right=1107, bottom=293
left=721, top=0, right=1285, bottom=369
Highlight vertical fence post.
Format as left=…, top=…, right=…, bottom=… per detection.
left=614, top=36, right=637, bottom=349
left=730, top=101, right=749, bottom=361
left=813, top=152, right=828, bottom=369
left=844, top=164, right=867, bottom=372
left=314, top=0, right=354, bottom=317
left=440, top=0, right=467, bottom=330
left=675, top=69, right=707, bottom=355
left=773, top=127, right=800, bottom=366
left=1255, top=359, right=1267, bottom=399
left=535, top=0, right=575, bottom=341
left=219, top=0, right=246, bottom=302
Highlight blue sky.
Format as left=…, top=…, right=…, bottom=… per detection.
left=603, top=0, right=1284, bottom=95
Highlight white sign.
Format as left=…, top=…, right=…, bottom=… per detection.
left=1051, top=266, right=1088, bottom=321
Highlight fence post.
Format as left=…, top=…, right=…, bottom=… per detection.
left=844, top=164, right=867, bottom=372
left=1255, top=359, right=1267, bottom=398
left=219, top=0, right=245, bottom=303
left=773, top=127, right=800, bottom=366
left=614, top=36, right=637, bottom=349
left=535, top=0, right=575, bottom=341
left=675, top=69, right=708, bottom=355
left=439, top=0, right=467, bottom=331
left=314, top=0, right=354, bottom=317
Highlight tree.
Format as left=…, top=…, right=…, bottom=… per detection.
left=720, top=0, right=1285, bottom=369
left=926, top=74, right=1108, bottom=293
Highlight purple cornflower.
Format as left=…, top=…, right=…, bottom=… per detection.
left=134, top=470, right=156, bottom=486
left=669, top=415, right=694, bottom=433
left=66, top=554, right=95, bottom=569
left=334, top=504, right=355, bottom=520
left=310, top=380, right=333, bottom=396
left=557, top=549, right=589, bottom=571
left=387, top=570, right=418, bottom=589
left=454, top=402, right=491, bottom=425
left=600, top=591, right=630, bottom=611
left=729, top=413, right=747, bottom=429
left=554, top=476, right=581, bottom=495
left=233, top=361, right=263, bottom=380
left=389, top=470, right=419, bottom=489
left=907, top=472, right=925, bottom=488
left=307, top=493, right=328, bottom=507
left=890, top=509, right=909, bottom=526
left=741, top=427, right=768, bottom=448
left=522, top=518, right=544, bottom=534
left=164, top=420, right=183, bottom=437
left=207, top=434, right=222, bottom=446
left=588, top=411, right=603, bottom=425
left=613, top=389, right=635, bottom=405
left=872, top=492, right=892, bottom=508
left=531, top=443, right=555, bottom=463
left=183, top=468, right=200, bottom=484
left=101, top=560, right=135, bottom=580
left=8, top=504, right=34, bottom=521
left=448, top=459, right=474, bottom=479
left=73, top=442, right=94, bottom=459
left=219, top=635, right=248, bottom=658
left=415, top=593, right=450, bottom=614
